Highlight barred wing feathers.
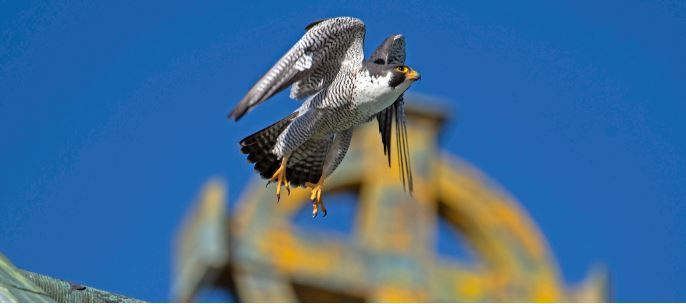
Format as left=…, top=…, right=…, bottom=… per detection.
left=229, top=17, right=365, bottom=120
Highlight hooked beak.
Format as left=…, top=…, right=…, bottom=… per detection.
left=406, top=69, right=421, bottom=81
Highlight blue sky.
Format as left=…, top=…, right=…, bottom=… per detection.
left=1, top=1, right=685, bottom=301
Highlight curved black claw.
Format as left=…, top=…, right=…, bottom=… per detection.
left=311, top=200, right=327, bottom=218
left=311, top=201, right=319, bottom=218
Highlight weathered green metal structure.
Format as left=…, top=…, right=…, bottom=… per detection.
left=0, top=254, right=142, bottom=303
left=174, top=96, right=609, bottom=302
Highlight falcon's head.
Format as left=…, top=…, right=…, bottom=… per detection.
left=387, top=64, right=421, bottom=88
left=365, top=34, right=419, bottom=89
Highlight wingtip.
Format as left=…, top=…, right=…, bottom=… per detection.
left=227, top=112, right=238, bottom=121
left=228, top=107, right=245, bottom=121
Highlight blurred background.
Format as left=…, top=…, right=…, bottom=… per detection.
left=1, top=0, right=685, bottom=302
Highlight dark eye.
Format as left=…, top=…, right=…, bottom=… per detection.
left=374, top=59, right=385, bottom=64
left=395, top=66, right=407, bottom=73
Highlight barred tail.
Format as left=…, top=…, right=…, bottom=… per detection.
left=239, top=113, right=298, bottom=180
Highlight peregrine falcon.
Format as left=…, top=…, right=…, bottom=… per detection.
left=230, top=17, right=420, bottom=217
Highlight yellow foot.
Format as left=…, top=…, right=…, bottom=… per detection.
left=269, top=157, right=290, bottom=202
left=306, top=179, right=326, bottom=217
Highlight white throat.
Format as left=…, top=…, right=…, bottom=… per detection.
left=353, top=71, right=410, bottom=115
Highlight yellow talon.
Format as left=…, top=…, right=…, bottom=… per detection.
left=306, top=178, right=326, bottom=217
left=270, top=157, right=290, bottom=202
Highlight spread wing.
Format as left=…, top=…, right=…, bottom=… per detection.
left=370, top=34, right=413, bottom=193
left=229, top=17, right=365, bottom=121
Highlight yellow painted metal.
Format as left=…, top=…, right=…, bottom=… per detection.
left=173, top=180, right=229, bottom=302
left=174, top=96, right=608, bottom=302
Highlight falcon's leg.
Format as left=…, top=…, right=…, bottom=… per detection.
left=306, top=127, right=353, bottom=217
left=269, top=110, right=321, bottom=202
left=269, top=155, right=290, bottom=202
left=306, top=177, right=326, bottom=217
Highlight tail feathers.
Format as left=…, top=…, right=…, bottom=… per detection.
left=240, top=113, right=298, bottom=179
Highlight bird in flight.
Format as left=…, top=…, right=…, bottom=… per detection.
left=230, top=17, right=420, bottom=217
